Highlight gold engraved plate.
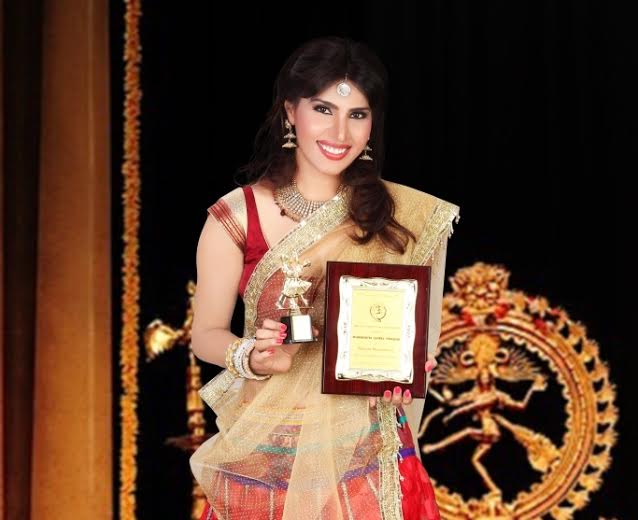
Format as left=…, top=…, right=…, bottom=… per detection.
left=336, top=275, right=417, bottom=383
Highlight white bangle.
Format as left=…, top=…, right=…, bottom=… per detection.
left=232, top=339, right=250, bottom=377
left=235, top=337, right=271, bottom=381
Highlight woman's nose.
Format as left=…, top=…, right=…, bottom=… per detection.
left=333, top=115, right=349, bottom=143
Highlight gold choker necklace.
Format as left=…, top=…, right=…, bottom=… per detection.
left=274, top=180, right=345, bottom=222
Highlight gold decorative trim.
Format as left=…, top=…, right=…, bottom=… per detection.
left=199, top=370, right=235, bottom=411
left=377, top=401, right=403, bottom=520
left=221, top=186, right=248, bottom=237
left=411, top=200, right=460, bottom=266
left=119, top=1, right=142, bottom=518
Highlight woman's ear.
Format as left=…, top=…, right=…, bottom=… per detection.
left=284, top=100, right=295, bottom=125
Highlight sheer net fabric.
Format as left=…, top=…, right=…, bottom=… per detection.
left=191, top=182, right=459, bottom=520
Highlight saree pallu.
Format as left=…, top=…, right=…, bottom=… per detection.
left=191, top=181, right=460, bottom=520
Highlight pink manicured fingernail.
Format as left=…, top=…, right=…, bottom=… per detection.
left=384, top=390, right=392, bottom=399
left=276, top=338, right=283, bottom=344
left=279, top=332, right=287, bottom=338
left=394, top=386, right=401, bottom=394
left=405, top=390, right=411, bottom=399
left=280, top=324, right=287, bottom=331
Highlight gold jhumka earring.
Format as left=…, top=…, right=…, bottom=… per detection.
left=359, top=143, right=373, bottom=161
left=282, top=119, right=297, bottom=149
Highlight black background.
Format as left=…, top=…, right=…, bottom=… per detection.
left=110, top=2, right=634, bottom=518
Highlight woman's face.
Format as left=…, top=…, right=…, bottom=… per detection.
left=284, top=80, right=373, bottom=178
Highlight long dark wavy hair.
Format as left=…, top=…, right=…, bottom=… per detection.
left=238, top=36, right=415, bottom=254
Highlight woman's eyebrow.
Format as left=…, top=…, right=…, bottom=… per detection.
left=309, top=97, right=371, bottom=112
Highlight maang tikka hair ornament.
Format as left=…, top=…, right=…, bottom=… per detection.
left=336, top=74, right=351, bottom=97
left=282, top=119, right=297, bottom=149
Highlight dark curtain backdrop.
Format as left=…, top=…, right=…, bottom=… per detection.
left=2, top=1, right=42, bottom=518
left=110, top=2, right=634, bottom=518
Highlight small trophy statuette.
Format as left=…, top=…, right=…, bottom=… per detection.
left=277, top=253, right=315, bottom=343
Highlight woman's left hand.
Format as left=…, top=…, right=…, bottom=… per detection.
left=368, top=358, right=438, bottom=408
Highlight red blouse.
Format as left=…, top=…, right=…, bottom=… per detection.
left=238, top=186, right=269, bottom=297
left=208, top=185, right=270, bottom=298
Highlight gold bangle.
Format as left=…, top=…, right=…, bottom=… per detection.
left=224, top=338, right=242, bottom=378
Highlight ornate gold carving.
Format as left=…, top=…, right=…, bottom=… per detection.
left=419, top=262, right=618, bottom=519
left=144, top=281, right=212, bottom=519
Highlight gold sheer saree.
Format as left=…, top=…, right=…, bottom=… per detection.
left=190, top=181, right=460, bottom=520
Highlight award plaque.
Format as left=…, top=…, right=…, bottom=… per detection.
left=277, top=253, right=316, bottom=344
left=322, top=261, right=431, bottom=397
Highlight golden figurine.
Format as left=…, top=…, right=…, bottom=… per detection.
left=277, top=253, right=312, bottom=311
left=419, top=262, right=618, bottom=520
left=421, top=334, right=557, bottom=496
left=276, top=253, right=315, bottom=343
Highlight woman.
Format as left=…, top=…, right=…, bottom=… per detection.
left=190, top=36, right=460, bottom=520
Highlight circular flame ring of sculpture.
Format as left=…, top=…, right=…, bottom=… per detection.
left=421, top=262, right=617, bottom=520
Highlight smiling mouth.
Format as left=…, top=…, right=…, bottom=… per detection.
left=317, top=141, right=351, bottom=160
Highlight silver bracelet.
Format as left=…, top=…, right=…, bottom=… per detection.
left=236, top=337, right=271, bottom=381
left=232, top=339, right=251, bottom=377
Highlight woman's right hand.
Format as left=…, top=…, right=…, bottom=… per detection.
left=249, top=318, right=302, bottom=376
